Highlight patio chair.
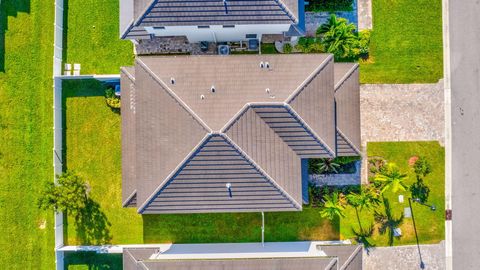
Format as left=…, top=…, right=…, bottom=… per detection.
left=73, top=63, right=81, bottom=76
left=64, top=63, right=71, bottom=76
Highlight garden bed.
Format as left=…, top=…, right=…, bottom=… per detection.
left=341, top=141, right=445, bottom=246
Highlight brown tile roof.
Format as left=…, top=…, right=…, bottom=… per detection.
left=123, top=243, right=363, bottom=270
left=137, top=54, right=331, bottom=131
left=334, top=63, right=361, bottom=155
left=122, top=54, right=360, bottom=214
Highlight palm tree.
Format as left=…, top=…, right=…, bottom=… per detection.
left=320, top=191, right=345, bottom=220
left=316, top=14, right=359, bottom=59
left=374, top=163, right=408, bottom=194
left=346, top=186, right=381, bottom=212
left=310, top=158, right=341, bottom=174
left=374, top=199, right=404, bottom=246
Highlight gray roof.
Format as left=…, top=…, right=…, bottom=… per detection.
left=120, top=0, right=299, bottom=39
left=121, top=54, right=360, bottom=214
left=123, top=242, right=362, bottom=270
left=334, top=63, right=361, bottom=156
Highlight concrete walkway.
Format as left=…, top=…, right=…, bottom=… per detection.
left=364, top=241, right=445, bottom=270
left=358, top=0, right=373, bottom=30
left=360, top=82, right=445, bottom=146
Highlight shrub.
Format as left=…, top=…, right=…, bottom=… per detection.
left=306, top=0, right=353, bottom=12
left=283, top=43, right=293, bottom=54
left=413, top=156, right=432, bottom=177
left=105, top=88, right=121, bottom=109
left=295, top=37, right=324, bottom=53
left=309, top=158, right=340, bottom=174
left=358, top=30, right=371, bottom=56
left=334, top=156, right=361, bottom=165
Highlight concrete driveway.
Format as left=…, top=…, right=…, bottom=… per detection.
left=364, top=241, right=445, bottom=270
left=360, top=82, right=445, bottom=146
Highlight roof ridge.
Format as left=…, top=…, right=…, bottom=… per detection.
left=120, top=66, right=136, bottom=82
left=137, top=134, right=212, bottom=213
left=222, top=134, right=302, bottom=210
left=136, top=58, right=212, bottom=133
left=336, top=128, right=361, bottom=155
left=221, top=102, right=284, bottom=133
left=339, top=245, right=363, bottom=270
left=286, top=55, right=333, bottom=103
left=122, top=190, right=137, bottom=207
left=134, top=0, right=158, bottom=26
left=274, top=0, right=298, bottom=23
left=285, top=105, right=336, bottom=157
left=334, top=64, right=359, bottom=91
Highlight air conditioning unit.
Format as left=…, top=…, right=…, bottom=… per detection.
left=218, top=45, right=230, bottom=55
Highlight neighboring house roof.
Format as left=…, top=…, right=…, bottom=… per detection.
left=121, top=54, right=360, bottom=214
left=120, top=0, right=302, bottom=39
left=123, top=242, right=362, bottom=270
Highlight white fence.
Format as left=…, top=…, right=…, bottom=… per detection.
left=53, top=0, right=64, bottom=269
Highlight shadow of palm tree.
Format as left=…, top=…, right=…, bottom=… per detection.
left=351, top=224, right=375, bottom=254
left=75, top=198, right=112, bottom=245
left=374, top=198, right=404, bottom=246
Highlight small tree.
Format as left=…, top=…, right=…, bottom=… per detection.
left=347, top=186, right=381, bottom=212
left=374, top=163, right=408, bottom=194
left=38, top=171, right=88, bottom=218
left=320, top=191, right=345, bottom=220
left=413, top=156, right=432, bottom=177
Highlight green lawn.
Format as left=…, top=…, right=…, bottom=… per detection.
left=0, top=0, right=55, bottom=269
left=260, top=43, right=278, bottom=54
left=64, top=0, right=134, bottom=74
left=359, top=0, right=443, bottom=83
left=340, top=142, right=445, bottom=246
left=63, top=79, right=142, bottom=245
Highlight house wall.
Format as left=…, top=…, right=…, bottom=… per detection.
left=144, top=24, right=291, bottom=43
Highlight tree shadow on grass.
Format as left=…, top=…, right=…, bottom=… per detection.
left=74, top=198, right=112, bottom=245
left=0, top=0, right=31, bottom=72
left=374, top=198, right=404, bottom=246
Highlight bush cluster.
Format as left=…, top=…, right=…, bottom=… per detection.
left=105, top=88, right=120, bottom=109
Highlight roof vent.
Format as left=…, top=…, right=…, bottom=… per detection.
left=259, top=61, right=264, bottom=68
left=211, top=85, right=216, bottom=93
left=170, top=77, right=175, bottom=84
left=265, top=62, right=270, bottom=69
left=226, top=183, right=232, bottom=198
left=270, top=95, right=276, bottom=99
left=265, top=88, right=270, bottom=93
left=200, top=95, right=205, bottom=100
